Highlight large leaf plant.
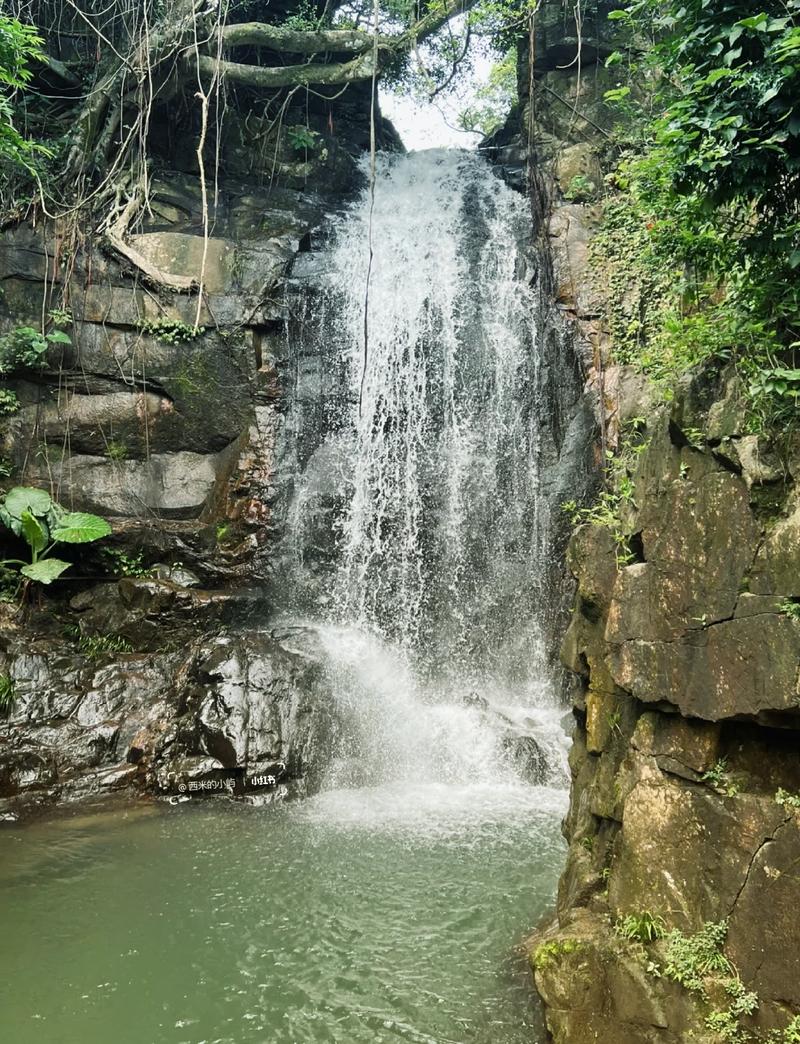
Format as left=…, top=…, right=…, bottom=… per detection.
left=0, top=486, right=111, bottom=584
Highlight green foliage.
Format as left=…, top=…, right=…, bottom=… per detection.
left=561, top=419, right=649, bottom=564
left=0, top=14, right=50, bottom=174
left=664, top=921, right=733, bottom=995
left=0, top=486, right=111, bottom=586
left=458, top=47, right=517, bottom=136
left=138, top=318, right=204, bottom=344
left=704, top=977, right=759, bottom=1042
left=77, top=633, right=133, bottom=660
left=701, top=758, right=741, bottom=797
left=0, top=672, right=15, bottom=714
left=282, top=0, right=322, bottom=32
left=563, top=174, right=598, bottom=202
left=106, top=440, right=128, bottom=462
left=0, top=388, right=19, bottom=415
left=614, top=0, right=800, bottom=223
left=532, top=938, right=582, bottom=971
left=776, top=787, right=800, bottom=811
left=615, top=910, right=667, bottom=944
left=47, top=307, right=72, bottom=328
left=593, top=0, right=800, bottom=430
left=468, top=0, right=538, bottom=50
left=102, top=547, right=151, bottom=578
left=779, top=598, right=800, bottom=620
left=286, top=124, right=319, bottom=152
left=0, top=325, right=69, bottom=373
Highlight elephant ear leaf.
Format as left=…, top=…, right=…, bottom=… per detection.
left=0, top=505, right=19, bottom=536
left=50, top=512, right=112, bottom=544
left=21, top=559, right=71, bottom=584
left=20, top=510, right=47, bottom=555
left=3, top=486, right=52, bottom=520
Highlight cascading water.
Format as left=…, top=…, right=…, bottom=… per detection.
left=278, top=148, right=569, bottom=809
left=0, top=149, right=580, bottom=1044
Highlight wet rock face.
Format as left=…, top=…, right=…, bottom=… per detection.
left=0, top=606, right=337, bottom=817
left=533, top=369, right=800, bottom=1042
left=0, top=91, right=390, bottom=818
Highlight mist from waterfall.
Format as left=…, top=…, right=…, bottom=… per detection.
left=280, top=149, right=567, bottom=808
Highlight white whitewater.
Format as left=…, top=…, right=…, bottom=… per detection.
left=282, top=149, right=567, bottom=823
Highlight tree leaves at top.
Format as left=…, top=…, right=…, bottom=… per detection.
left=616, top=0, right=800, bottom=224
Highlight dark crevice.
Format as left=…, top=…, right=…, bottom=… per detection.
left=626, top=531, right=645, bottom=564
left=711, top=449, right=742, bottom=475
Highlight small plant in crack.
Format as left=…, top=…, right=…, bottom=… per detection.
left=615, top=910, right=666, bottom=944
left=702, top=759, right=741, bottom=797
left=775, top=788, right=800, bottom=812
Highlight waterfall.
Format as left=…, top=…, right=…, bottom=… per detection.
left=277, top=149, right=568, bottom=805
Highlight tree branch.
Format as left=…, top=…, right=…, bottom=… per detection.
left=194, top=51, right=377, bottom=89
left=215, top=0, right=475, bottom=63
left=218, top=22, right=374, bottom=55
left=399, top=0, right=473, bottom=48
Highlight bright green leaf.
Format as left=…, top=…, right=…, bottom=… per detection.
left=3, top=486, right=52, bottom=519
left=51, top=512, right=112, bottom=544
left=20, top=510, right=47, bottom=555
left=20, top=559, right=71, bottom=584
left=45, top=330, right=71, bottom=345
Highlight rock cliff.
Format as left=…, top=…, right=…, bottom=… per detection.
left=514, top=4, right=800, bottom=1041
left=0, top=83, right=396, bottom=818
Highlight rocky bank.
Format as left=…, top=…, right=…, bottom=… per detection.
left=514, top=4, right=800, bottom=1041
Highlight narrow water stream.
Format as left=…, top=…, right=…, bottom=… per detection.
left=0, top=149, right=572, bottom=1042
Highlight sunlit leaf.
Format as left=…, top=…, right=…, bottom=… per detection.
left=20, top=559, right=71, bottom=584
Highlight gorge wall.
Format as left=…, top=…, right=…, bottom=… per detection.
left=515, top=4, right=800, bottom=1042
left=0, top=75, right=398, bottom=815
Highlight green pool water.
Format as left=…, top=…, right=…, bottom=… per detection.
left=0, top=783, right=565, bottom=1044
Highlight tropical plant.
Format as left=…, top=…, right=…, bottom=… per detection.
left=0, top=14, right=49, bottom=173
left=701, top=758, right=741, bottom=797
left=0, top=325, right=70, bottom=373
left=0, top=486, right=111, bottom=585
left=615, top=910, right=667, bottom=943
left=102, top=547, right=151, bottom=578
left=0, top=672, right=15, bottom=714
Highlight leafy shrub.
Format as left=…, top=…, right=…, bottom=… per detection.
left=701, top=759, right=741, bottom=797
left=138, top=318, right=203, bottom=344
left=0, top=326, right=70, bottom=373
left=0, top=14, right=50, bottom=173
left=286, top=125, right=319, bottom=152
left=590, top=0, right=800, bottom=429
left=664, top=921, right=733, bottom=995
left=776, top=787, right=800, bottom=811
left=105, top=440, right=128, bottom=461
left=0, top=388, right=19, bottom=415
left=102, top=547, right=151, bottom=578
left=563, top=174, right=597, bottom=202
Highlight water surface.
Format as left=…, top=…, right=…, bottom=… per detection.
left=0, top=785, right=564, bottom=1043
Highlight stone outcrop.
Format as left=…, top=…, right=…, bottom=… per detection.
left=0, top=590, right=339, bottom=818
left=487, top=7, right=800, bottom=1038
left=532, top=369, right=800, bottom=1043
left=0, top=91, right=397, bottom=582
